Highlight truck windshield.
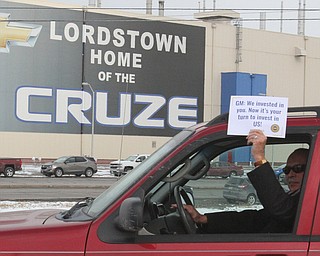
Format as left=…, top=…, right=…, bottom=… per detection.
left=125, top=155, right=138, bottom=161
left=86, top=129, right=195, bottom=217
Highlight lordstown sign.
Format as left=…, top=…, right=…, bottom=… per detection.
left=0, top=0, right=205, bottom=137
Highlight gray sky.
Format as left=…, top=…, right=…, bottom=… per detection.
left=48, top=0, right=320, bottom=37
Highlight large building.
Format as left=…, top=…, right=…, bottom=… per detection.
left=1, top=0, right=319, bottom=161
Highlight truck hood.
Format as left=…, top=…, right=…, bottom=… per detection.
left=0, top=209, right=92, bottom=252
left=110, top=160, right=132, bottom=164
left=0, top=208, right=63, bottom=229
left=43, top=161, right=54, bottom=165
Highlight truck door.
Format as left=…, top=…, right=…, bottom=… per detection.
left=298, top=133, right=320, bottom=256
left=309, top=187, right=320, bottom=255
left=85, top=141, right=317, bottom=256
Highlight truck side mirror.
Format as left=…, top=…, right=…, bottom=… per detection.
left=117, top=197, right=143, bottom=232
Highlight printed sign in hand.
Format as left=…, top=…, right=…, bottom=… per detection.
left=227, top=96, right=288, bottom=138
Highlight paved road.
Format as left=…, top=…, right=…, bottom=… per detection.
left=0, top=176, right=227, bottom=201
left=0, top=176, right=118, bottom=200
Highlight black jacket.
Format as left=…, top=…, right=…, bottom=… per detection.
left=199, top=162, right=300, bottom=233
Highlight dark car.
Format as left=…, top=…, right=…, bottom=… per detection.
left=223, top=176, right=258, bottom=205
left=205, top=161, right=244, bottom=178
left=41, top=156, right=97, bottom=177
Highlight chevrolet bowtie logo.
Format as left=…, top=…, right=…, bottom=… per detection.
left=0, top=13, right=42, bottom=53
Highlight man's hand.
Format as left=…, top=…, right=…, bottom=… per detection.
left=172, top=204, right=207, bottom=224
left=246, top=129, right=267, bottom=162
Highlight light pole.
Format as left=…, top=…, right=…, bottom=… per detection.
left=82, top=82, right=95, bottom=157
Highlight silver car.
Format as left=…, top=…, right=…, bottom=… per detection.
left=223, top=176, right=258, bottom=205
left=41, top=156, right=97, bottom=177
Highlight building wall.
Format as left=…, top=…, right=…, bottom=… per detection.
left=0, top=132, right=170, bottom=159
left=1, top=3, right=320, bottom=160
left=207, top=22, right=320, bottom=123
left=0, top=0, right=208, bottom=160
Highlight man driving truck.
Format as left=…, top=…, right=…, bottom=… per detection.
left=182, top=129, right=308, bottom=233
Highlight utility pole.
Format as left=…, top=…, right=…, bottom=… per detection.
left=298, top=0, right=306, bottom=35
left=88, top=0, right=101, bottom=7
left=82, top=82, right=95, bottom=157
left=280, top=1, right=283, bottom=32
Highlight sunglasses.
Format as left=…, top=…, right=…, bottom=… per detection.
left=283, top=164, right=306, bottom=175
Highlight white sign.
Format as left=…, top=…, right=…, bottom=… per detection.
left=227, top=96, right=288, bottom=138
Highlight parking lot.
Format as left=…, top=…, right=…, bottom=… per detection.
left=1, top=164, right=229, bottom=201
left=0, top=165, right=265, bottom=222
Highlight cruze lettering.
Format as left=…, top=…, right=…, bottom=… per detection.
left=16, top=87, right=52, bottom=122
left=134, top=94, right=166, bottom=128
left=56, top=89, right=91, bottom=124
left=15, top=87, right=198, bottom=129
left=96, top=92, right=131, bottom=126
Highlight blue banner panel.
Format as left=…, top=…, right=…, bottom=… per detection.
left=221, top=72, right=267, bottom=163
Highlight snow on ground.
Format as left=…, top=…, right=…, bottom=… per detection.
left=0, top=200, right=261, bottom=213
left=0, top=164, right=112, bottom=213
left=0, top=201, right=75, bottom=212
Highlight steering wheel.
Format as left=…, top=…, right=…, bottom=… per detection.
left=173, top=186, right=197, bottom=234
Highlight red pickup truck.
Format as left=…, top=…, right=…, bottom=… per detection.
left=0, top=158, right=22, bottom=177
left=0, top=106, right=319, bottom=255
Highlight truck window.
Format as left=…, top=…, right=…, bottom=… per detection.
left=138, top=142, right=310, bottom=238
left=186, top=143, right=308, bottom=221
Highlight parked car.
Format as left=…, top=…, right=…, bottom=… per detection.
left=205, top=161, right=243, bottom=178
left=0, top=158, right=22, bottom=177
left=274, top=163, right=286, bottom=183
left=110, top=154, right=150, bottom=176
left=40, top=156, right=97, bottom=177
left=223, top=176, right=258, bottom=205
